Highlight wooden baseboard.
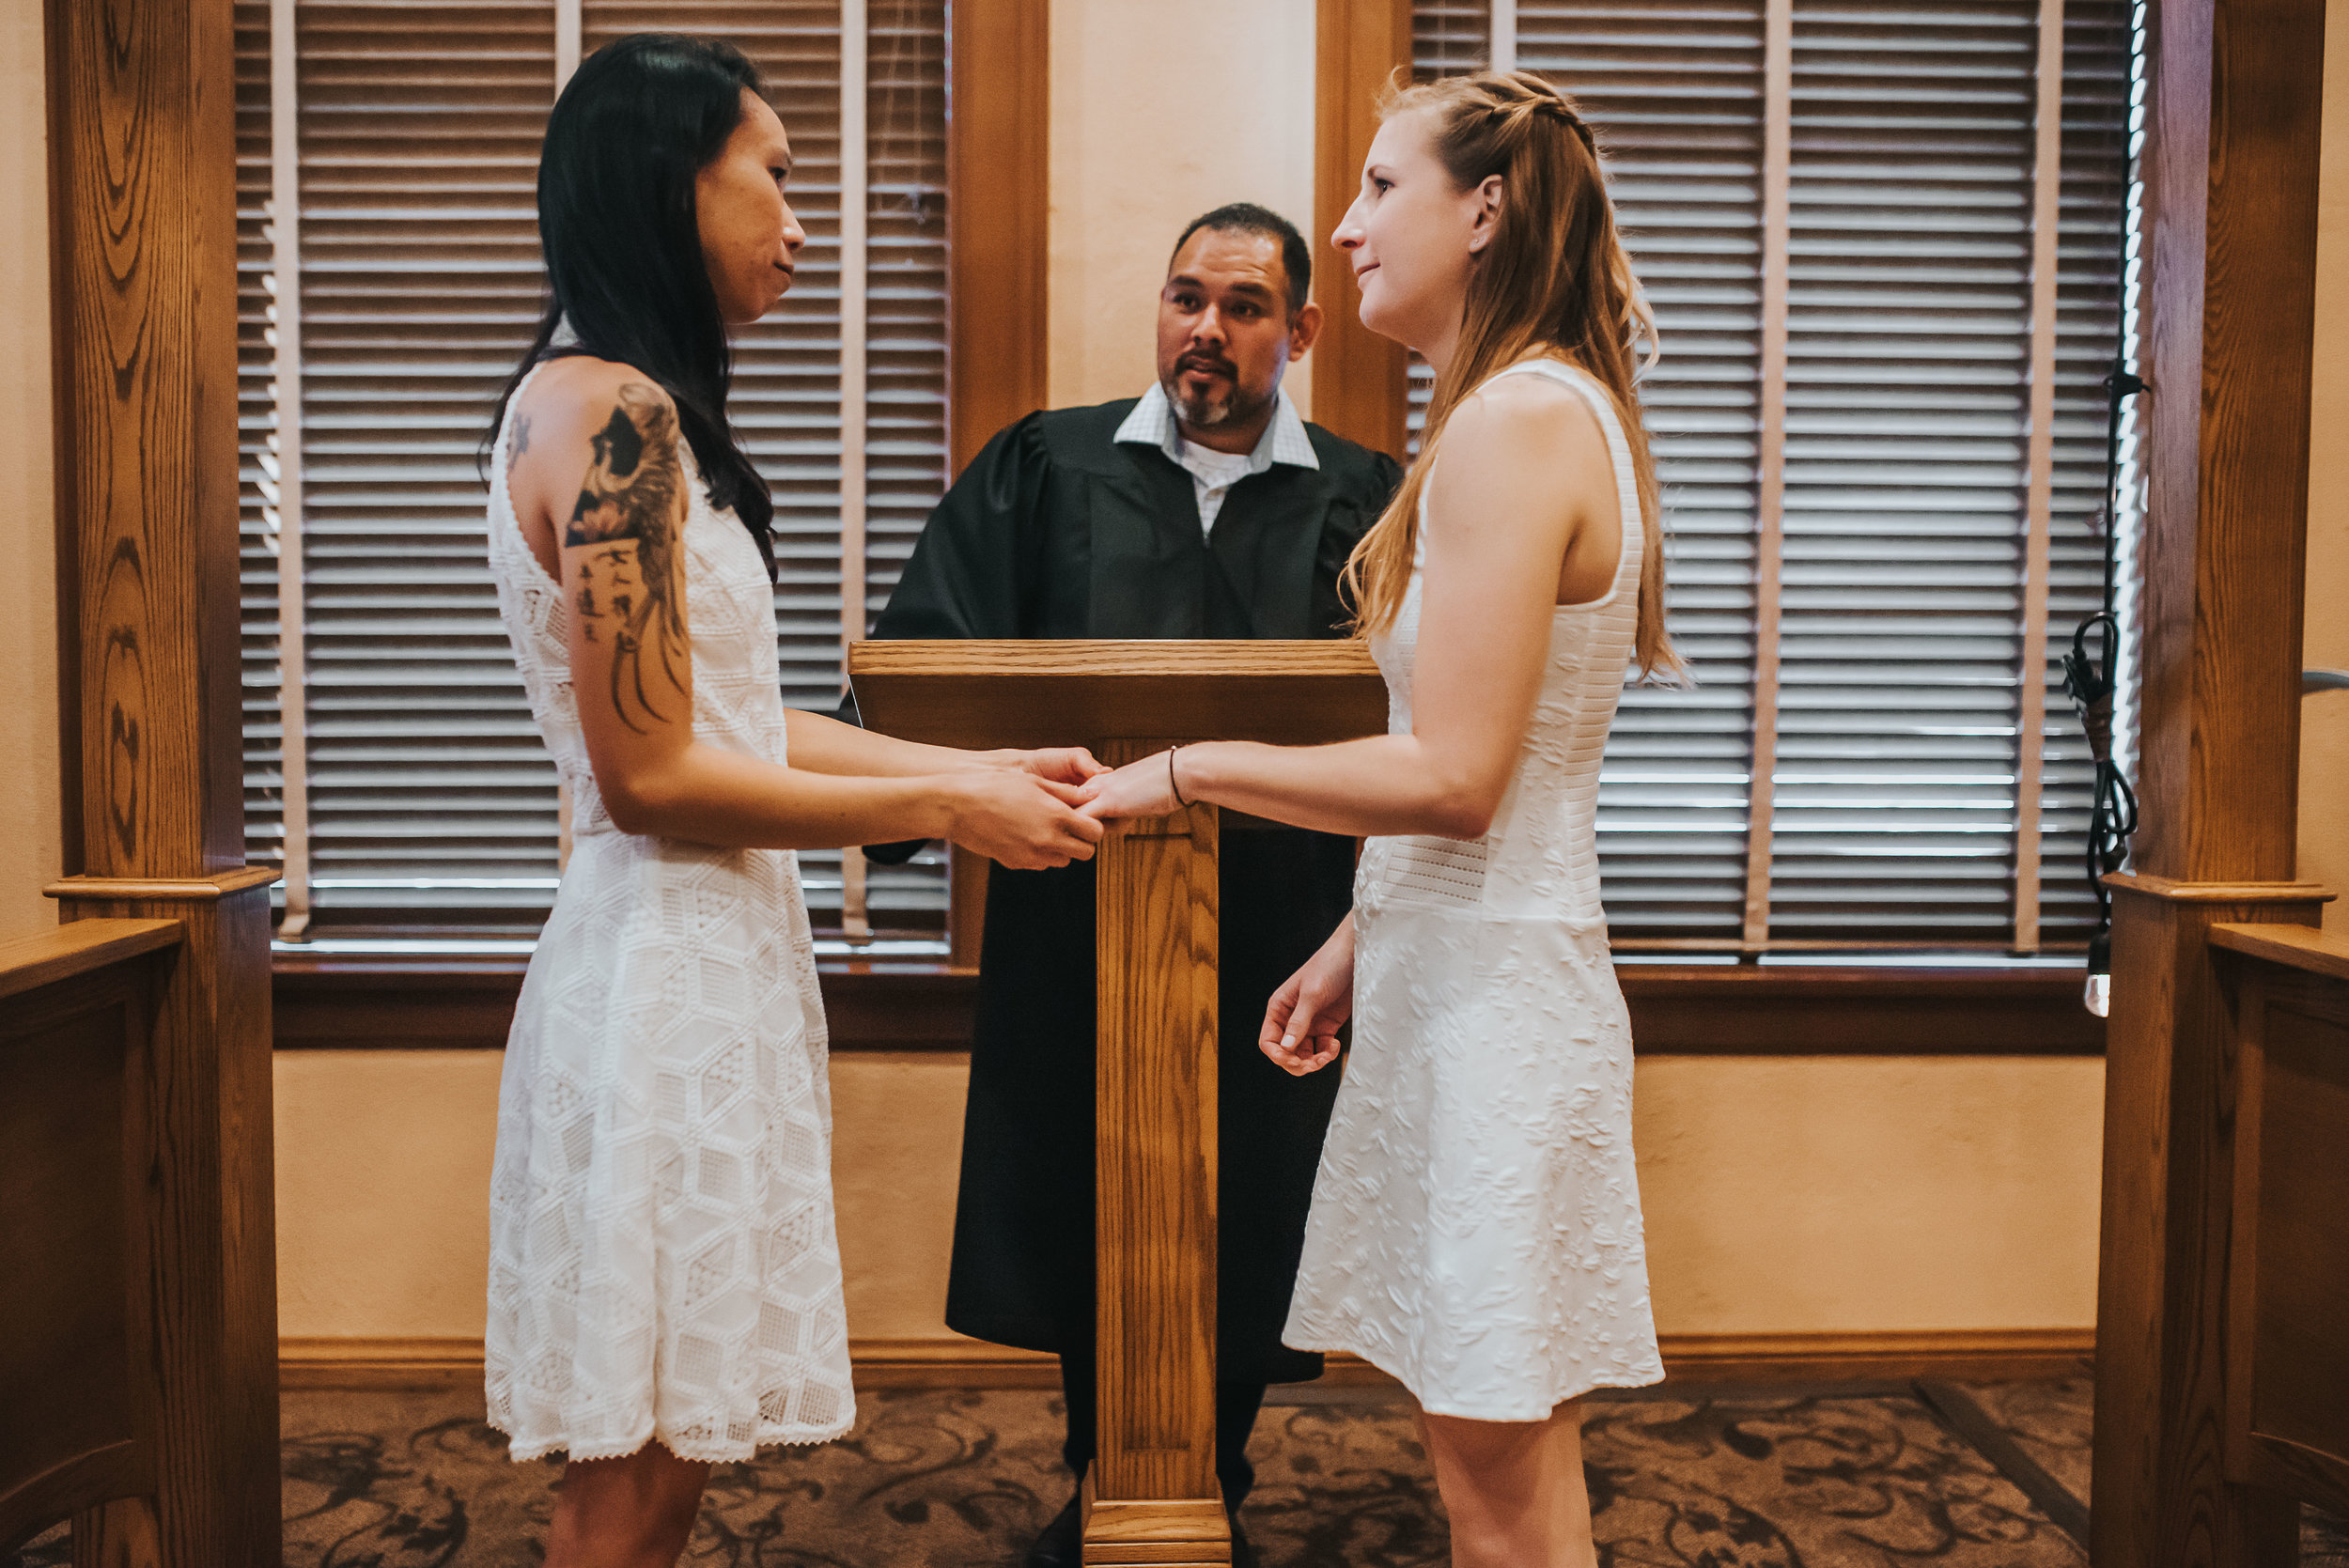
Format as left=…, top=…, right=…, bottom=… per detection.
left=1656, top=1327, right=2093, bottom=1385
left=278, top=1327, right=2094, bottom=1393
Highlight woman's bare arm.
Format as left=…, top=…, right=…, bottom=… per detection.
left=1081, top=375, right=1622, bottom=837
left=782, top=707, right=1101, bottom=789
left=509, top=360, right=1101, bottom=865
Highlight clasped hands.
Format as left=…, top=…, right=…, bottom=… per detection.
left=968, top=742, right=1186, bottom=868
left=969, top=744, right=1350, bottom=1079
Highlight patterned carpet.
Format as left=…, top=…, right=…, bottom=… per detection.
left=13, top=1376, right=2349, bottom=1566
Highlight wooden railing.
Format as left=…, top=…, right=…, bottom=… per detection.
left=0, top=917, right=271, bottom=1564
left=2094, top=903, right=2349, bottom=1566
left=2204, top=922, right=2349, bottom=1536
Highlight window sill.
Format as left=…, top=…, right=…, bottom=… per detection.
left=271, top=950, right=2104, bottom=1055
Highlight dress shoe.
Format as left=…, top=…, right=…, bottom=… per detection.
left=1023, top=1497, right=1082, bottom=1568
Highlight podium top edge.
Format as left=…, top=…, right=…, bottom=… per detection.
left=847, top=638, right=1381, bottom=679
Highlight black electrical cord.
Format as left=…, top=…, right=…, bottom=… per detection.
left=2059, top=37, right=2147, bottom=998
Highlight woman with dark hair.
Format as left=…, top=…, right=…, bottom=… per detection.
left=482, top=35, right=1104, bottom=1563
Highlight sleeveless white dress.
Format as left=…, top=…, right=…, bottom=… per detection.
left=480, top=362, right=854, bottom=1463
left=1281, top=358, right=1665, bottom=1421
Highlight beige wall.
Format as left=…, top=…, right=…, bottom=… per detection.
left=2301, top=0, right=2349, bottom=930
left=1047, top=0, right=1319, bottom=416
left=0, top=0, right=60, bottom=942
left=276, top=1050, right=2105, bottom=1343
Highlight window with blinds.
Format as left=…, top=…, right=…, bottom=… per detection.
left=1409, top=0, right=2139, bottom=954
left=235, top=0, right=952, bottom=941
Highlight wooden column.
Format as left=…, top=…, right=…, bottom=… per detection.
left=1312, top=0, right=1412, bottom=458
left=1086, top=740, right=1225, bottom=1566
left=43, top=0, right=280, bottom=1561
left=2088, top=0, right=2330, bottom=1558
left=942, top=0, right=1050, bottom=967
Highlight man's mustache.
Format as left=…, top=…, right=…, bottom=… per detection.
left=1177, top=354, right=1237, bottom=379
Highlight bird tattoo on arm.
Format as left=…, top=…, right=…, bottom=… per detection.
left=566, top=382, right=691, bottom=733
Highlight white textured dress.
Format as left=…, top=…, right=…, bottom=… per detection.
left=1282, top=358, right=1665, bottom=1421
left=480, top=363, right=855, bottom=1463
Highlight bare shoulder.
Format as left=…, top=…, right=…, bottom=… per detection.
left=1446, top=365, right=1610, bottom=461
left=514, top=355, right=677, bottom=449
left=1434, top=365, right=1612, bottom=507
left=507, top=358, right=684, bottom=541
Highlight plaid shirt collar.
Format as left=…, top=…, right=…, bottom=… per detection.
left=1112, top=381, right=1320, bottom=475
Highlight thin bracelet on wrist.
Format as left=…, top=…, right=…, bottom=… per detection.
left=1167, top=744, right=1191, bottom=808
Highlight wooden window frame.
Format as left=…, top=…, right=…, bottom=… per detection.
left=1311, top=0, right=1412, bottom=457
left=937, top=0, right=1050, bottom=970
left=272, top=948, right=2108, bottom=1054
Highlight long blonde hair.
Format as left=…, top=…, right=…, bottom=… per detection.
left=1342, top=71, right=1681, bottom=679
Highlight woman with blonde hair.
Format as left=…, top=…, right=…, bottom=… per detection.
left=1081, top=70, right=1676, bottom=1564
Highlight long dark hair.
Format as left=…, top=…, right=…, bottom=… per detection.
left=488, top=33, right=775, bottom=573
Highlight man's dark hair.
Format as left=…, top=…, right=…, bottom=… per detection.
left=1170, top=203, right=1312, bottom=314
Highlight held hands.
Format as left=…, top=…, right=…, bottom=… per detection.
left=1261, top=916, right=1355, bottom=1076
left=1003, top=746, right=1111, bottom=790
left=1076, top=748, right=1187, bottom=822
left=942, top=747, right=1109, bottom=870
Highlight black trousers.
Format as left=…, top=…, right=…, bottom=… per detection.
left=1058, top=1351, right=1269, bottom=1513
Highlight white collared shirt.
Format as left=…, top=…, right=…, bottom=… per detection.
left=1112, top=382, right=1320, bottom=538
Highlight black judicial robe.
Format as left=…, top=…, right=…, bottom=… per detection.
left=869, top=397, right=1401, bottom=1384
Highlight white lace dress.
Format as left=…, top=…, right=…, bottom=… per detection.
left=480, top=362, right=854, bottom=1463
left=1282, top=358, right=1665, bottom=1421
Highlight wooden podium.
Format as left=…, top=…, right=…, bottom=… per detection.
left=849, top=640, right=1385, bottom=1565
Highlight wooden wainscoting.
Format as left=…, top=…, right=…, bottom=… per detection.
left=279, top=1327, right=2094, bottom=1394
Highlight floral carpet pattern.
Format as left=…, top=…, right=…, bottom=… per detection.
left=12, top=1377, right=2348, bottom=1566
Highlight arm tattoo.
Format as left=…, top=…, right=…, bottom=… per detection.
left=566, top=383, right=690, bottom=732
left=507, top=411, right=533, bottom=473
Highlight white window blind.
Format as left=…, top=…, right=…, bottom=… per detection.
left=1410, top=0, right=2139, bottom=953
left=236, top=0, right=952, bottom=938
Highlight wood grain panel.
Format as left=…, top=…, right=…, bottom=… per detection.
left=70, top=1496, right=160, bottom=1568
left=48, top=0, right=246, bottom=877
left=2207, top=920, right=2349, bottom=983
left=2092, top=880, right=2323, bottom=1568
left=1311, top=0, right=1411, bottom=458
left=0, top=922, right=181, bottom=1002
left=1081, top=1482, right=1231, bottom=1566
left=0, top=928, right=179, bottom=1558
left=2133, top=0, right=2326, bottom=886
left=1090, top=739, right=1223, bottom=1545
left=941, top=0, right=1049, bottom=962
left=948, top=845, right=989, bottom=973
left=48, top=883, right=279, bottom=1568
left=947, top=0, right=1049, bottom=476
left=2223, top=964, right=2349, bottom=1517
left=849, top=640, right=1388, bottom=752
left=2091, top=0, right=2332, bottom=1550
left=43, top=0, right=279, bottom=1558
left=0, top=981, right=145, bottom=1549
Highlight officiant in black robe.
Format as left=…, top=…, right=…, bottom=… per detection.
left=854, top=205, right=1400, bottom=1567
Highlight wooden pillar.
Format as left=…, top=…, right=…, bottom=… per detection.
left=42, top=0, right=280, bottom=1561
left=942, top=0, right=1050, bottom=967
left=1312, top=0, right=1412, bottom=458
left=2089, top=0, right=2330, bottom=1559
left=1086, top=740, right=1225, bottom=1566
